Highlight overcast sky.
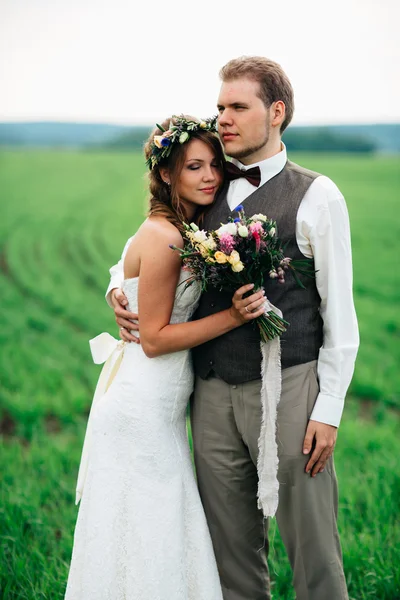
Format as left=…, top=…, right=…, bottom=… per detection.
left=1, top=0, right=399, bottom=126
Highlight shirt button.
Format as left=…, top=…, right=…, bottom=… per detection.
left=209, top=360, right=214, bottom=366
left=210, top=302, right=215, bottom=308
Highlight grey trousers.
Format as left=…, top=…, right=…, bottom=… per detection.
left=191, top=360, right=348, bottom=600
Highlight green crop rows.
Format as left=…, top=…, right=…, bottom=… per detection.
left=0, top=150, right=399, bottom=599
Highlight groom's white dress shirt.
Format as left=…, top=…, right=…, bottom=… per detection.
left=106, top=144, right=359, bottom=428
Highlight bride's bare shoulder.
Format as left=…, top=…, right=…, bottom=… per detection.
left=137, top=217, right=183, bottom=248
left=124, top=217, right=183, bottom=278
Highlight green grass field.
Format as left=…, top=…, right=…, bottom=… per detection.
left=0, top=150, right=399, bottom=599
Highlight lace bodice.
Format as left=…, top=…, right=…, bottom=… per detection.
left=122, top=268, right=201, bottom=328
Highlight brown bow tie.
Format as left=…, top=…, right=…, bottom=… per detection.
left=226, top=162, right=261, bottom=187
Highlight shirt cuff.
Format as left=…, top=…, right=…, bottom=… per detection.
left=105, top=279, right=122, bottom=308
left=309, top=392, right=345, bottom=428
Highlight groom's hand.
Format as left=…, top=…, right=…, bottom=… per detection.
left=111, top=288, right=140, bottom=344
left=302, top=420, right=337, bottom=477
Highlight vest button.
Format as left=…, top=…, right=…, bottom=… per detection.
left=210, top=302, right=215, bottom=308
left=209, top=360, right=214, bottom=366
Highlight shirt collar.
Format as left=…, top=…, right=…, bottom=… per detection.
left=231, top=142, right=287, bottom=186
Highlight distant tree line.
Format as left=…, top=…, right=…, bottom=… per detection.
left=104, top=127, right=152, bottom=151
left=1, top=122, right=386, bottom=153
left=282, top=127, right=376, bottom=153
left=103, top=125, right=376, bottom=153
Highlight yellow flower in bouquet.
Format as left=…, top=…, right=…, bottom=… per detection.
left=231, top=260, right=244, bottom=272
left=227, top=250, right=244, bottom=273
left=214, top=251, right=229, bottom=264
left=198, top=245, right=209, bottom=258
left=198, top=236, right=217, bottom=257
left=201, top=236, right=217, bottom=251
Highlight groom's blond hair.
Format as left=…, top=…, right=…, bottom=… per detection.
left=220, top=56, right=294, bottom=133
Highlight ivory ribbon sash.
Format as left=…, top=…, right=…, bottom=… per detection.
left=257, top=299, right=283, bottom=519
left=75, top=332, right=126, bottom=505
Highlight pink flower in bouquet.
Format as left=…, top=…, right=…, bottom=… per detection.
left=249, top=221, right=263, bottom=253
left=249, top=221, right=264, bottom=235
left=219, top=233, right=236, bottom=255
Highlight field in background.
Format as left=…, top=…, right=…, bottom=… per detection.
left=0, top=150, right=399, bottom=599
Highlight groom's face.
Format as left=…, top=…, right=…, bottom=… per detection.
left=217, top=77, right=270, bottom=163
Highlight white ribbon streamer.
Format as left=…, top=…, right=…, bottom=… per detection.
left=75, top=333, right=126, bottom=505
left=257, top=300, right=282, bottom=518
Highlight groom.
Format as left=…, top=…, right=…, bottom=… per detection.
left=106, top=56, right=359, bottom=600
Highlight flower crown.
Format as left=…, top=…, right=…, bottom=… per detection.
left=146, top=115, right=218, bottom=170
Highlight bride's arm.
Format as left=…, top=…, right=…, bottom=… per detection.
left=133, top=220, right=265, bottom=358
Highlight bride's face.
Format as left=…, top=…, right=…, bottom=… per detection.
left=176, top=139, right=222, bottom=215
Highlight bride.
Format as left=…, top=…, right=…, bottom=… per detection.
left=64, top=116, right=265, bottom=600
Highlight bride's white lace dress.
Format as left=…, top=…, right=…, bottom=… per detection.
left=65, top=271, right=223, bottom=600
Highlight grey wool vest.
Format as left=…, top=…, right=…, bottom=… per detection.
left=191, top=160, right=323, bottom=384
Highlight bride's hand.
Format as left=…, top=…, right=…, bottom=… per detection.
left=229, top=284, right=266, bottom=325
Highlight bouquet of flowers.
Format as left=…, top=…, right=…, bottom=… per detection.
left=171, top=205, right=315, bottom=342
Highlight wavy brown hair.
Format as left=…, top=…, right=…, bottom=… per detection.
left=144, top=116, right=225, bottom=233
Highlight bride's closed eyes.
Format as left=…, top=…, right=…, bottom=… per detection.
left=187, top=163, right=219, bottom=171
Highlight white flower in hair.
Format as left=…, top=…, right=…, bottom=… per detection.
left=179, top=132, right=190, bottom=144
